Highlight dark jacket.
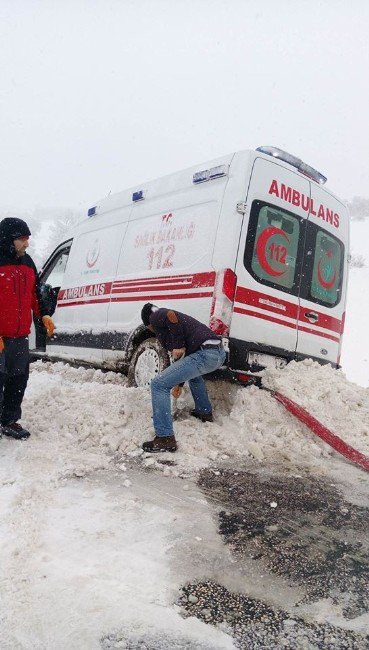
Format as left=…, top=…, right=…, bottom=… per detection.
left=0, top=217, right=46, bottom=338
left=149, top=308, right=220, bottom=356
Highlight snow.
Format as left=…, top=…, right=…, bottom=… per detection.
left=1, top=220, right=369, bottom=647
left=341, top=218, right=369, bottom=388
left=20, top=355, right=368, bottom=480
left=341, top=267, right=369, bottom=388
left=0, top=403, right=236, bottom=649
left=1, top=356, right=368, bottom=647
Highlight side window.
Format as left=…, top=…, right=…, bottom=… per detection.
left=43, top=248, right=70, bottom=289
left=245, top=201, right=302, bottom=294
left=309, top=230, right=344, bottom=306
left=40, top=245, right=71, bottom=316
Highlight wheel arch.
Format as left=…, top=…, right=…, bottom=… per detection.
left=123, top=325, right=155, bottom=368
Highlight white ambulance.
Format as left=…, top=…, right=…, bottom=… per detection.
left=33, top=146, right=349, bottom=386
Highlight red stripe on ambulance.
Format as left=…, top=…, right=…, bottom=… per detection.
left=111, top=271, right=215, bottom=292
left=110, top=291, right=213, bottom=303
left=234, top=306, right=340, bottom=343
left=235, top=285, right=342, bottom=337
left=58, top=282, right=112, bottom=304
left=57, top=272, right=216, bottom=307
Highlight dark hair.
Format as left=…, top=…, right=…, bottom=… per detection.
left=141, top=303, right=154, bottom=326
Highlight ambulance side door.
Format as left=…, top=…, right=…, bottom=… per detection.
left=50, top=217, right=129, bottom=365
left=296, top=186, right=348, bottom=365
left=30, top=240, right=72, bottom=352
left=231, top=157, right=310, bottom=365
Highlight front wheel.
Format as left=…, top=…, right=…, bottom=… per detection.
left=127, top=338, right=170, bottom=387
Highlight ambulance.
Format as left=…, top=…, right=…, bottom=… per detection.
left=33, top=146, right=349, bottom=386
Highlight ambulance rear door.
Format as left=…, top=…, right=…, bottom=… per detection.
left=296, top=186, right=348, bottom=366
left=230, top=156, right=310, bottom=370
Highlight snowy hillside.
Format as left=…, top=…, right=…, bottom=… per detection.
left=341, top=217, right=369, bottom=387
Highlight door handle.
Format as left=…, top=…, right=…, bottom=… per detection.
left=305, top=311, right=319, bottom=323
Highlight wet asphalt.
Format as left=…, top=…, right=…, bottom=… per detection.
left=179, top=466, right=369, bottom=649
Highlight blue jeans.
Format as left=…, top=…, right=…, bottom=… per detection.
left=151, top=347, right=226, bottom=437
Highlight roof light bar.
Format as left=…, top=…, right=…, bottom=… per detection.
left=193, top=164, right=228, bottom=184
left=132, top=190, right=144, bottom=202
left=87, top=206, right=96, bottom=217
left=256, top=146, right=327, bottom=185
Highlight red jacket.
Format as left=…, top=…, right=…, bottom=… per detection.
left=0, top=252, right=43, bottom=338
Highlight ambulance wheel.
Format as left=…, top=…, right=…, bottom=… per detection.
left=127, top=338, right=170, bottom=388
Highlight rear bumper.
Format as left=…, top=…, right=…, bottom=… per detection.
left=228, top=337, right=338, bottom=374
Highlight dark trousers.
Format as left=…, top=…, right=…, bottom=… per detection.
left=0, top=337, right=29, bottom=425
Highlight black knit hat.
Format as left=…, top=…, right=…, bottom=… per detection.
left=141, top=303, right=154, bottom=326
left=0, top=218, right=31, bottom=245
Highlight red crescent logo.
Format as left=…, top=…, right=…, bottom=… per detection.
left=86, top=240, right=100, bottom=268
left=256, top=226, right=289, bottom=277
left=317, top=255, right=336, bottom=289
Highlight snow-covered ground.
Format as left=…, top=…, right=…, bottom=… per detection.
left=1, top=357, right=368, bottom=648
left=0, top=218, right=368, bottom=648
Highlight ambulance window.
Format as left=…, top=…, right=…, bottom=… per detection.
left=245, top=202, right=302, bottom=293
left=309, top=230, right=343, bottom=306
left=43, top=248, right=70, bottom=289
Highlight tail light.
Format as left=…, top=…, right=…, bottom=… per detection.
left=209, top=268, right=237, bottom=336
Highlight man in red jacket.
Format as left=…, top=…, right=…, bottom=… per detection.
left=0, top=218, right=55, bottom=440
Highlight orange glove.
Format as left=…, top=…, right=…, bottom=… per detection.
left=42, top=315, right=55, bottom=337
left=0, top=336, right=4, bottom=353
left=172, top=348, right=186, bottom=360
left=171, top=385, right=183, bottom=399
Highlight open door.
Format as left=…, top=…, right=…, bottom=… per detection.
left=32, top=240, right=72, bottom=352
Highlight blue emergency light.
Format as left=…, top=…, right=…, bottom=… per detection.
left=132, top=190, right=144, bottom=202
left=209, top=165, right=228, bottom=179
left=88, top=206, right=96, bottom=217
left=193, top=170, right=210, bottom=184
left=193, top=164, right=228, bottom=184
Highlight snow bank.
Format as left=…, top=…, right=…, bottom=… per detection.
left=341, top=267, right=369, bottom=388
left=2, top=359, right=368, bottom=648
left=263, top=358, right=369, bottom=457
left=24, top=359, right=369, bottom=479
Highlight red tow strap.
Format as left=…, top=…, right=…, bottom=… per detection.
left=270, top=390, right=369, bottom=472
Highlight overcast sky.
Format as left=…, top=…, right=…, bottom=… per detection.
left=1, top=0, right=368, bottom=215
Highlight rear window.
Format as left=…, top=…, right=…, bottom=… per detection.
left=308, top=229, right=344, bottom=306
left=244, top=200, right=345, bottom=308
left=245, top=201, right=302, bottom=295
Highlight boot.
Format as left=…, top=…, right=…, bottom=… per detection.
left=2, top=422, right=31, bottom=440
left=190, top=409, right=214, bottom=423
left=142, top=435, right=177, bottom=453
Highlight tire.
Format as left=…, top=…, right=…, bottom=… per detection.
left=127, top=338, right=170, bottom=387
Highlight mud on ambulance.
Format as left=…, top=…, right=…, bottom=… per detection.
left=33, top=147, right=349, bottom=386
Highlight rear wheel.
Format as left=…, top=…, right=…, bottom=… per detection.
left=127, top=338, right=170, bottom=387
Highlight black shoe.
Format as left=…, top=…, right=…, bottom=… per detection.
left=142, top=435, right=177, bottom=453
left=2, top=422, right=31, bottom=440
left=190, top=410, right=214, bottom=423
